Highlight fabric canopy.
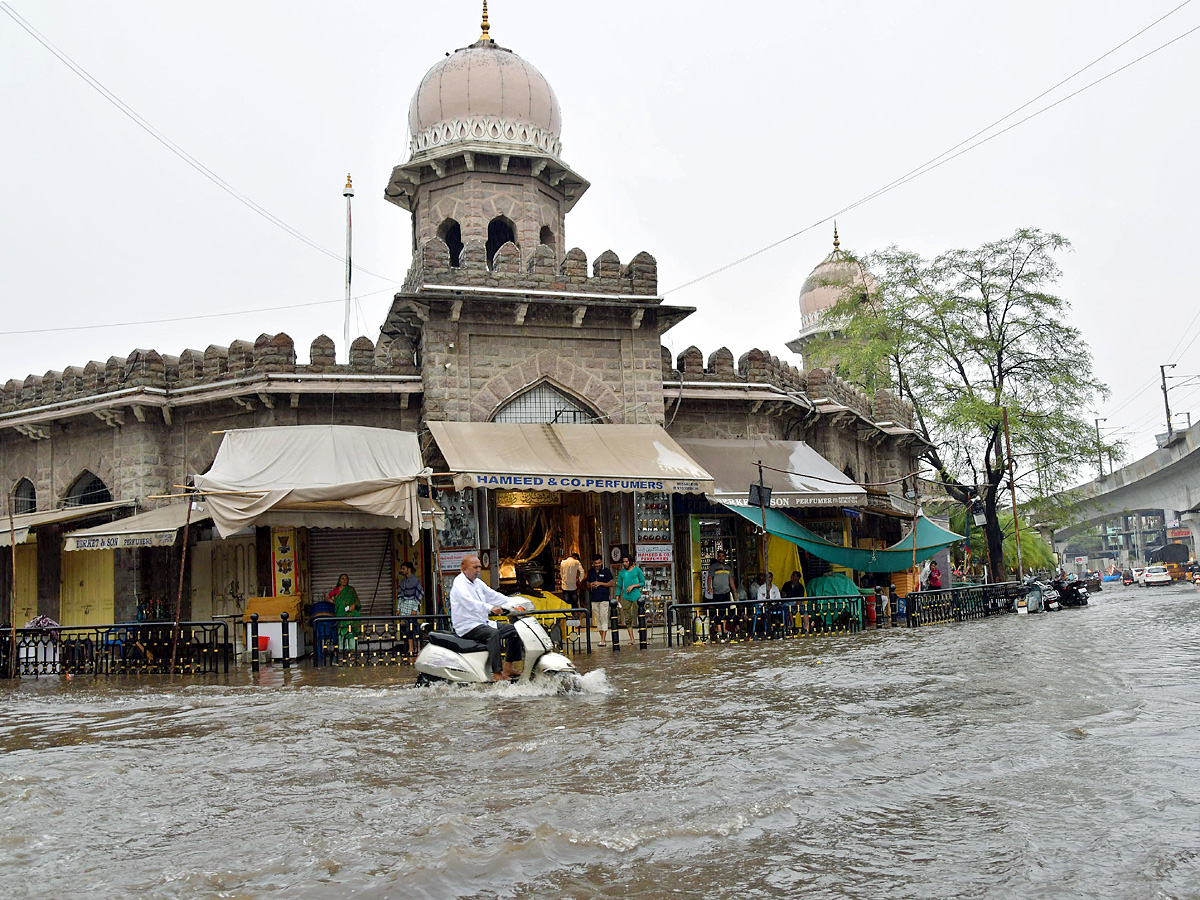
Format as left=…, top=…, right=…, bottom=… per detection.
left=0, top=500, right=136, bottom=547
left=678, top=438, right=866, bottom=508
left=726, top=505, right=963, bottom=572
left=194, top=425, right=431, bottom=539
left=427, top=422, right=713, bottom=494
left=63, top=503, right=210, bottom=551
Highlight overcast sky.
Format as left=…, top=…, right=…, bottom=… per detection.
left=2, top=0, right=1197, bottom=472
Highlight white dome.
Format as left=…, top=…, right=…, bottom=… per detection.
left=799, top=232, right=876, bottom=319
left=407, top=40, right=562, bottom=159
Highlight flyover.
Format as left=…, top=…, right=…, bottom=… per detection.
left=1050, top=419, right=1200, bottom=551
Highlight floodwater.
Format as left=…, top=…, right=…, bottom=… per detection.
left=2, top=581, right=1199, bottom=900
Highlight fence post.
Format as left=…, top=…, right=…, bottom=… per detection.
left=612, top=609, right=621, bottom=652
left=281, top=612, right=291, bottom=669
left=666, top=604, right=673, bottom=648
left=583, top=607, right=592, bottom=654
left=250, top=613, right=260, bottom=673
left=638, top=600, right=647, bottom=650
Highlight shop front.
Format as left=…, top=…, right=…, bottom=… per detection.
left=426, top=422, right=713, bottom=621
left=675, top=438, right=868, bottom=600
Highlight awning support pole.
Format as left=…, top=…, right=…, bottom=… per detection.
left=758, top=460, right=769, bottom=587
left=169, top=495, right=196, bottom=677
left=7, top=488, right=17, bottom=679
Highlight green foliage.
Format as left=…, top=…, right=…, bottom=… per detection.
left=810, top=228, right=1112, bottom=580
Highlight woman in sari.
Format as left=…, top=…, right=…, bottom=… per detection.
left=328, top=574, right=361, bottom=650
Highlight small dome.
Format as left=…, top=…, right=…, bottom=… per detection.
left=799, top=227, right=876, bottom=320
left=407, top=39, right=562, bottom=159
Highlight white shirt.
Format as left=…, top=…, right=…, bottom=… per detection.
left=756, top=583, right=781, bottom=601
left=449, top=571, right=509, bottom=636
left=560, top=557, right=584, bottom=591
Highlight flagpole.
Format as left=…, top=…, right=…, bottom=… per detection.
left=343, top=173, right=354, bottom=363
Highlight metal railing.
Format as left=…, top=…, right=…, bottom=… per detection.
left=903, top=582, right=1023, bottom=626
left=667, top=596, right=866, bottom=646
left=2, top=621, right=230, bottom=678
left=310, top=607, right=596, bottom=667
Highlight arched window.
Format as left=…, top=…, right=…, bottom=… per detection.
left=486, top=216, right=516, bottom=269
left=493, top=381, right=596, bottom=424
left=13, top=478, right=35, bottom=515
left=64, top=471, right=112, bottom=507
left=539, top=226, right=555, bottom=251
left=843, top=465, right=856, bottom=483
left=438, top=218, right=463, bottom=267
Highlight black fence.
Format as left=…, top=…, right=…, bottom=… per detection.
left=309, top=607, right=595, bottom=667
left=1, top=621, right=230, bottom=678
left=905, top=582, right=1025, bottom=626
left=667, top=596, right=866, bottom=647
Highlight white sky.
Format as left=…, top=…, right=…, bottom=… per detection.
left=2, top=0, right=1198, bottom=470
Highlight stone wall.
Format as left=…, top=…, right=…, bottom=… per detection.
left=664, top=345, right=807, bottom=393
left=0, top=333, right=417, bottom=418
left=404, top=238, right=657, bottom=296
left=666, top=401, right=789, bottom=441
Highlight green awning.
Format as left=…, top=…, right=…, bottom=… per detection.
left=726, top=505, right=963, bottom=572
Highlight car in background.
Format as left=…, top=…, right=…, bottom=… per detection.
left=1133, top=567, right=1146, bottom=586
left=1143, top=565, right=1172, bottom=587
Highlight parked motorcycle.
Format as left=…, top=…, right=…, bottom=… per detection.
left=1052, top=577, right=1089, bottom=608
left=413, top=595, right=579, bottom=688
left=1020, top=575, right=1058, bottom=613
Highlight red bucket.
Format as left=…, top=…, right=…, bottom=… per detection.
left=256, top=636, right=270, bottom=652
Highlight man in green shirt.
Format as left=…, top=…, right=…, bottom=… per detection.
left=615, top=554, right=644, bottom=647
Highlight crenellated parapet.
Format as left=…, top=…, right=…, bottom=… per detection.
left=871, top=387, right=915, bottom=430
left=0, top=333, right=420, bottom=416
left=404, top=238, right=658, bottom=296
left=664, top=345, right=807, bottom=392
left=805, top=367, right=873, bottom=420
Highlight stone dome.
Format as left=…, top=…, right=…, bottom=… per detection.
left=798, top=228, right=876, bottom=320
left=407, top=38, right=563, bottom=159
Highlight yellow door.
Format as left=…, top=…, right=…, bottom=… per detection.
left=60, top=549, right=115, bottom=626
left=14, top=543, right=38, bottom=626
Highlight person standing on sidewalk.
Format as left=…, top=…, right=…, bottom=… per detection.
left=586, top=554, right=614, bottom=647
left=616, top=554, right=645, bottom=646
left=560, top=552, right=585, bottom=608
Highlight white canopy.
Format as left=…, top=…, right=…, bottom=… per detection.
left=194, top=425, right=431, bottom=539
left=427, top=422, right=713, bottom=494
left=676, top=438, right=867, bottom=508
left=63, top=503, right=209, bottom=551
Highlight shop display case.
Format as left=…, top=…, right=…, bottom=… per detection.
left=697, top=516, right=740, bottom=591
left=634, top=491, right=674, bottom=625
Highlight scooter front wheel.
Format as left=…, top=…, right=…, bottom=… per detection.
left=415, top=672, right=441, bottom=687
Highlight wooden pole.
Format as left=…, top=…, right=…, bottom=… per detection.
left=8, top=491, right=18, bottom=678
left=168, top=497, right=196, bottom=676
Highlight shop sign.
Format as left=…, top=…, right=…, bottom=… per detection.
left=438, top=549, right=475, bottom=573
left=65, top=531, right=178, bottom=551
left=1167, top=527, right=1191, bottom=539
left=497, top=490, right=561, bottom=507
left=465, top=473, right=705, bottom=493
left=636, top=544, right=673, bottom=564
left=719, top=494, right=863, bottom=508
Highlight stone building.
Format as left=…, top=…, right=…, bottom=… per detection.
left=1, top=9, right=926, bottom=637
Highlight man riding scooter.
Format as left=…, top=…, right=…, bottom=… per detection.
left=450, top=555, right=521, bottom=682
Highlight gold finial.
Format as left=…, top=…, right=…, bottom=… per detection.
left=343, top=173, right=354, bottom=198
left=480, top=1, right=491, bottom=41
left=833, top=222, right=840, bottom=250
left=345, top=173, right=353, bottom=191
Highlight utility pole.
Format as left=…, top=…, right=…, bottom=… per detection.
left=343, top=173, right=354, bottom=363
left=1161, top=363, right=1176, bottom=442
left=1094, top=417, right=1106, bottom=478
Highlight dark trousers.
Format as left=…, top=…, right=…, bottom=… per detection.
left=463, top=623, right=521, bottom=674
left=563, top=589, right=579, bottom=607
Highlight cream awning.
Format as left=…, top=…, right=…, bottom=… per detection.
left=63, top=503, right=209, bottom=551
left=427, top=422, right=714, bottom=494
left=194, top=425, right=432, bottom=539
left=0, top=500, right=136, bottom=547
left=676, top=438, right=867, bottom=508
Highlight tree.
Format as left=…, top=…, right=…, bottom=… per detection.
left=809, top=228, right=1115, bottom=582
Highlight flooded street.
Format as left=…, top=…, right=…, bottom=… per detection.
left=2, top=582, right=1199, bottom=900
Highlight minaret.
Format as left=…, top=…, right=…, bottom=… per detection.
left=384, top=6, right=589, bottom=268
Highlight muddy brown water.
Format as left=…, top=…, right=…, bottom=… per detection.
left=2, top=581, right=1199, bottom=899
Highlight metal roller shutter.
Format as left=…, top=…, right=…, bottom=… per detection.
left=309, top=529, right=394, bottom=616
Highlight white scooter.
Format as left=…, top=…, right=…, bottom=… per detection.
left=413, top=596, right=578, bottom=687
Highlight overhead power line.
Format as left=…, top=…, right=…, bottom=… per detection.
left=664, top=5, right=1199, bottom=295
left=0, top=3, right=400, bottom=286
left=0, top=286, right=398, bottom=336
